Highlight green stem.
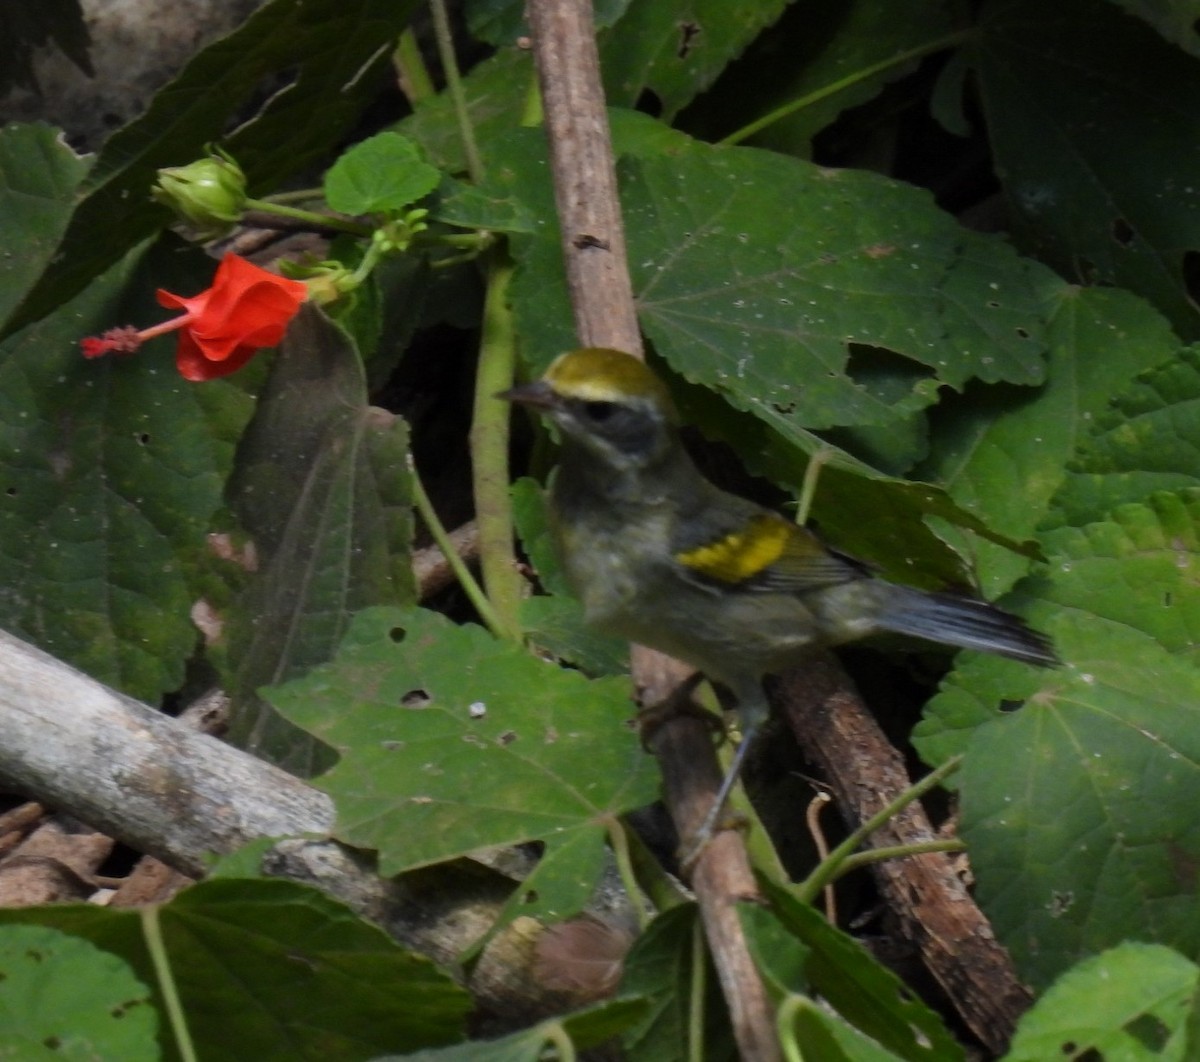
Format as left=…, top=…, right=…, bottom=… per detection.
left=261, top=187, right=324, bottom=204
left=141, top=906, right=197, bottom=1062
left=720, top=30, right=971, bottom=147
left=793, top=755, right=962, bottom=905
left=469, top=251, right=522, bottom=641
left=605, top=816, right=652, bottom=929
left=242, top=197, right=372, bottom=236
left=688, top=916, right=707, bottom=1062
left=778, top=995, right=809, bottom=1062
left=411, top=468, right=510, bottom=640
left=794, top=446, right=834, bottom=527
left=543, top=1023, right=576, bottom=1061
left=429, top=0, right=484, bottom=182
left=833, top=839, right=966, bottom=880
left=394, top=27, right=436, bottom=105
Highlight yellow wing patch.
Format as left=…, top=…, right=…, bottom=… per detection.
left=676, top=514, right=791, bottom=584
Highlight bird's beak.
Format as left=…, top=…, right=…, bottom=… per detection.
left=496, top=379, right=561, bottom=411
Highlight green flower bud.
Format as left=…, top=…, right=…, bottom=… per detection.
left=153, top=150, right=248, bottom=241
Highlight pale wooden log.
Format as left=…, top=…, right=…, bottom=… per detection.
left=0, top=629, right=334, bottom=878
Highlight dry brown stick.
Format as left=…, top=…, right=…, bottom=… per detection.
left=525, top=3, right=779, bottom=1058
left=776, top=657, right=1032, bottom=1054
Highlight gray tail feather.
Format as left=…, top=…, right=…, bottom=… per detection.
left=875, top=586, right=1058, bottom=667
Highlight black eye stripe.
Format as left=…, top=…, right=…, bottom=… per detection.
left=581, top=400, right=618, bottom=421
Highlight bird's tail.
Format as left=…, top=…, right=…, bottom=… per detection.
left=872, top=585, right=1058, bottom=667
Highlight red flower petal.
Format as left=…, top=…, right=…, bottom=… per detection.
left=157, top=253, right=307, bottom=379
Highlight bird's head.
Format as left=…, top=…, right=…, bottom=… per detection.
left=500, top=348, right=679, bottom=468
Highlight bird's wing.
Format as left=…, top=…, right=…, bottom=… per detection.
left=671, top=496, right=865, bottom=594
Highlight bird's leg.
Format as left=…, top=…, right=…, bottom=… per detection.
left=677, top=685, right=769, bottom=869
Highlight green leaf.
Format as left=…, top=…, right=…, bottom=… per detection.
left=324, top=132, right=442, bottom=215
left=916, top=491, right=1199, bottom=764
left=600, top=0, right=792, bottom=120
left=619, top=905, right=737, bottom=1061
left=266, top=607, right=659, bottom=915
left=624, top=142, right=1052, bottom=432
left=4, top=0, right=419, bottom=338
left=1038, top=492, right=1200, bottom=661
left=760, top=879, right=964, bottom=1061
left=974, top=0, right=1200, bottom=337
left=686, top=0, right=958, bottom=154
left=959, top=613, right=1200, bottom=988
left=1052, top=345, right=1200, bottom=528
left=0, top=123, right=91, bottom=332
left=0, top=240, right=253, bottom=702
left=919, top=286, right=1178, bottom=595
left=1004, top=942, right=1197, bottom=1061
left=0, top=924, right=157, bottom=1060
left=0, top=879, right=469, bottom=1060
left=224, top=306, right=415, bottom=772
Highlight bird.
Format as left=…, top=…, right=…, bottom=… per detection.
left=501, top=347, right=1057, bottom=852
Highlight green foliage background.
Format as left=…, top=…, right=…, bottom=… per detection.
left=1, top=0, right=1199, bottom=1057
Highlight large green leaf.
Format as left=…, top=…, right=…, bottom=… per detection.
left=974, top=0, right=1200, bottom=338
left=0, top=240, right=252, bottom=702
left=1004, top=942, right=1197, bottom=1061
left=0, top=123, right=91, bottom=329
left=623, top=142, right=1053, bottom=432
left=682, top=0, right=957, bottom=154
left=919, top=286, right=1178, bottom=595
left=0, top=924, right=157, bottom=1060
left=224, top=306, right=414, bottom=772
left=915, top=491, right=1200, bottom=764
left=1052, top=345, right=1200, bottom=528
left=0, top=879, right=469, bottom=1061
left=267, top=607, right=659, bottom=925
left=3, top=0, right=419, bottom=338
left=958, top=607, right=1200, bottom=988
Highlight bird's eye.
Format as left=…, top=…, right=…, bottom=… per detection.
left=582, top=400, right=618, bottom=422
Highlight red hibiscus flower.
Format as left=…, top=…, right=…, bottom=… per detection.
left=81, top=253, right=308, bottom=381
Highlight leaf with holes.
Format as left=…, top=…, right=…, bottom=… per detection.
left=0, top=924, right=157, bottom=1060
left=266, top=606, right=658, bottom=924
left=1005, top=942, right=1197, bottom=1061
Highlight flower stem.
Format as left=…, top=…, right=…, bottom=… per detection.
left=429, top=0, right=484, bottom=182
left=243, top=197, right=372, bottom=236
left=141, top=906, right=197, bottom=1062
left=469, top=250, right=522, bottom=641
left=792, top=755, right=963, bottom=905
left=720, top=30, right=971, bottom=147
left=411, top=467, right=511, bottom=640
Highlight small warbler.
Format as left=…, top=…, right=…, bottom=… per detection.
left=502, top=348, right=1056, bottom=844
